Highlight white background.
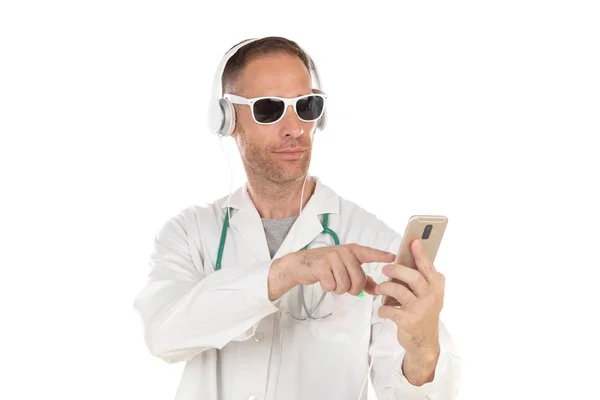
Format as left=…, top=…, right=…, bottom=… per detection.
left=1, top=1, right=599, bottom=399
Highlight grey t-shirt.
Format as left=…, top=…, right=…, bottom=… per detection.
left=261, top=216, right=298, bottom=258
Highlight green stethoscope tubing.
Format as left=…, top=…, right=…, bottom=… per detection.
left=214, top=208, right=364, bottom=297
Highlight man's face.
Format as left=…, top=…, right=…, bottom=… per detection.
left=230, top=52, right=316, bottom=184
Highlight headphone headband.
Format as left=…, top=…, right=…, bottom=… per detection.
left=207, top=37, right=327, bottom=136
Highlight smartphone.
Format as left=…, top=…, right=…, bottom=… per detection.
left=381, top=215, right=448, bottom=307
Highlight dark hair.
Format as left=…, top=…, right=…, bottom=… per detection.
left=221, top=36, right=312, bottom=94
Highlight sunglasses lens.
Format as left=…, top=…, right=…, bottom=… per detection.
left=253, top=98, right=285, bottom=123
left=296, top=95, right=324, bottom=121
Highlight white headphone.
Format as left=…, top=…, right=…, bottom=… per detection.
left=207, top=37, right=327, bottom=137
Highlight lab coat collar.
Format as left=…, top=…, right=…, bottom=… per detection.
left=219, top=176, right=340, bottom=260
left=223, top=176, right=339, bottom=215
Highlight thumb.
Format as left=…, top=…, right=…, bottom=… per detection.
left=363, top=275, right=378, bottom=296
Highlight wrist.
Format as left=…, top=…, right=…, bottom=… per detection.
left=268, top=254, right=298, bottom=301
left=402, top=345, right=440, bottom=386
left=405, top=333, right=440, bottom=361
left=405, top=345, right=440, bottom=365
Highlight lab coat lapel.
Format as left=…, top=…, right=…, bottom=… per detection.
left=273, top=177, right=340, bottom=259
left=273, top=208, right=323, bottom=259
left=226, top=182, right=271, bottom=262
left=223, top=177, right=340, bottom=262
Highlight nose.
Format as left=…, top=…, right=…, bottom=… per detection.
left=279, top=104, right=304, bottom=138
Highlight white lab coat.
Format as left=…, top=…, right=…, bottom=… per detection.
left=134, top=177, right=461, bottom=400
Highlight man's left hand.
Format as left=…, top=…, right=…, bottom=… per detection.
left=375, top=239, right=445, bottom=384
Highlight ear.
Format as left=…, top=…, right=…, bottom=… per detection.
left=231, top=115, right=241, bottom=139
left=229, top=104, right=238, bottom=137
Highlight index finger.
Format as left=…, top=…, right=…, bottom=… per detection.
left=347, top=244, right=396, bottom=264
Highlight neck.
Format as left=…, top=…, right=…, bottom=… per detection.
left=246, top=174, right=316, bottom=219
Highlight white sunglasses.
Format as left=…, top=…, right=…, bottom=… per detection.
left=223, top=93, right=327, bottom=125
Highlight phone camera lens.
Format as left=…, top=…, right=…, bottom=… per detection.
left=422, top=224, right=433, bottom=240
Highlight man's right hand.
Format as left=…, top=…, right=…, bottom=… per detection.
left=268, top=244, right=396, bottom=301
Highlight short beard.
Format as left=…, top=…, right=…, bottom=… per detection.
left=244, top=147, right=311, bottom=184
left=237, top=126, right=312, bottom=184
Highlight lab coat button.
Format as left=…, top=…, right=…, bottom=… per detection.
left=253, top=332, right=264, bottom=342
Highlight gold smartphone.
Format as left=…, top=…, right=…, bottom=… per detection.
left=381, top=215, right=448, bottom=307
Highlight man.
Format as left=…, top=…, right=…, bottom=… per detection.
left=134, top=36, right=461, bottom=400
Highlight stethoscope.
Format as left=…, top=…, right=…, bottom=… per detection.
left=215, top=207, right=340, bottom=320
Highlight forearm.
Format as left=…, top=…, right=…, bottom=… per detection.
left=370, top=319, right=461, bottom=400
left=402, top=345, right=441, bottom=386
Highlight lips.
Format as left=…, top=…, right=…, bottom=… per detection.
left=275, top=148, right=307, bottom=153
left=274, top=149, right=306, bottom=160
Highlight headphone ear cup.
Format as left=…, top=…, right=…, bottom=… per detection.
left=218, top=98, right=236, bottom=136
